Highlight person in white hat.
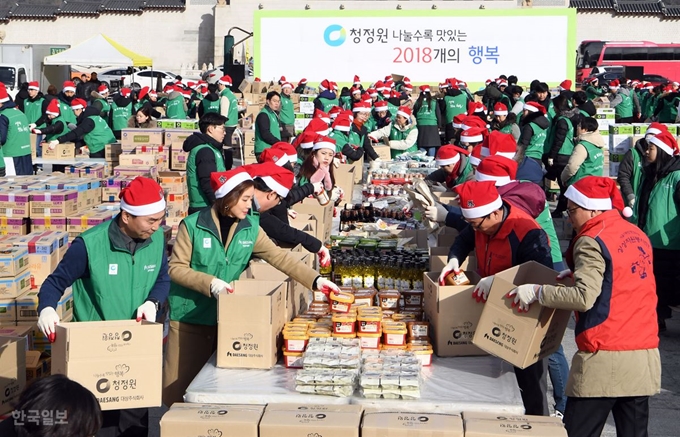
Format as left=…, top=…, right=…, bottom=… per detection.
left=23, top=81, right=48, bottom=127
left=163, top=167, right=340, bottom=405
left=297, top=135, right=344, bottom=204
left=508, top=176, right=659, bottom=437
left=368, top=105, right=419, bottom=159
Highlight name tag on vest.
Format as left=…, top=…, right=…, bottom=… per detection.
left=203, top=238, right=211, bottom=249
left=109, top=264, right=118, bottom=275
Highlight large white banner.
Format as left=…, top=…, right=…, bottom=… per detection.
left=254, top=9, right=576, bottom=89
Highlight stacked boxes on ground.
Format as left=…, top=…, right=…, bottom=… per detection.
left=608, top=123, right=680, bottom=177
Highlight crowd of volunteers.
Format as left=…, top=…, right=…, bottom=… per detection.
left=0, top=70, right=675, bottom=437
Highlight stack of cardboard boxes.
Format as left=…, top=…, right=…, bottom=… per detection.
left=159, top=171, right=189, bottom=238
left=608, top=123, right=680, bottom=177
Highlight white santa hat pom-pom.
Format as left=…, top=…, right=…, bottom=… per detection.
left=622, top=206, right=633, bottom=218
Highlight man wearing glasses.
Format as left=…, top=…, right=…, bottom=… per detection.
left=439, top=180, right=553, bottom=416
left=184, top=113, right=230, bottom=215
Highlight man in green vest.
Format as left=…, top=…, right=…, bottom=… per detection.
left=279, top=82, right=296, bottom=142
left=109, top=87, right=133, bottom=139
left=23, top=81, right=48, bottom=126
left=0, top=86, right=33, bottom=175
left=48, top=98, right=116, bottom=159
left=198, top=83, right=220, bottom=118
left=313, top=79, right=339, bottom=112
left=90, top=83, right=111, bottom=120
left=37, top=176, right=169, bottom=437
left=653, top=85, right=680, bottom=123
left=165, top=85, right=188, bottom=120
left=57, top=81, right=78, bottom=126
left=184, top=112, right=229, bottom=214
left=254, top=91, right=282, bottom=158
left=440, top=82, right=469, bottom=143
left=608, top=80, right=634, bottom=123
left=31, top=98, right=68, bottom=143
left=217, top=75, right=238, bottom=166
left=518, top=101, right=550, bottom=165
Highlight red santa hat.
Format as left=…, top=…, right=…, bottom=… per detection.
left=98, top=84, right=109, bottom=95
left=295, top=130, right=319, bottom=150
left=487, top=131, right=517, bottom=159
left=524, top=101, right=547, bottom=114
left=28, top=81, right=39, bottom=91
left=384, top=79, right=394, bottom=89
left=389, top=90, right=400, bottom=99
left=493, top=102, right=508, bottom=116
left=475, top=155, right=518, bottom=187
left=468, top=101, right=487, bottom=115
left=352, top=101, right=372, bottom=113
left=148, top=90, right=157, bottom=98
left=319, top=80, right=330, bottom=91
left=646, top=122, right=669, bottom=136
left=331, top=81, right=339, bottom=91
left=648, top=131, right=679, bottom=156
left=70, top=98, right=87, bottom=110
left=566, top=175, right=632, bottom=218
left=396, top=106, right=412, bottom=119
left=0, top=87, right=9, bottom=103
left=402, top=83, right=413, bottom=92
left=461, top=115, right=488, bottom=132
left=435, top=145, right=469, bottom=166
left=313, top=136, right=336, bottom=152
left=247, top=162, right=295, bottom=198
left=469, top=144, right=483, bottom=167
left=609, top=79, right=620, bottom=89
left=119, top=177, right=166, bottom=216
left=455, top=181, right=503, bottom=219
left=403, top=77, right=411, bottom=85
left=452, top=113, right=466, bottom=129
left=281, top=82, right=293, bottom=90
left=419, top=85, right=431, bottom=94
left=351, top=86, right=362, bottom=96
left=485, top=79, right=493, bottom=86
left=446, top=78, right=459, bottom=90
left=137, top=86, right=150, bottom=101
left=211, top=168, right=253, bottom=199
left=663, top=84, right=674, bottom=93
left=340, top=109, right=354, bottom=122
left=353, top=75, right=361, bottom=85
left=298, top=78, right=308, bottom=86
left=332, top=114, right=352, bottom=132
left=367, top=88, right=378, bottom=98
left=62, top=81, right=76, bottom=93
left=498, top=79, right=508, bottom=88
left=45, top=98, right=60, bottom=116
left=329, top=106, right=342, bottom=121
left=559, top=80, right=572, bottom=91
left=458, top=80, right=468, bottom=88
left=314, top=108, right=331, bottom=124
left=181, top=88, right=192, bottom=99
left=219, top=75, right=233, bottom=86
left=187, top=81, right=197, bottom=89
left=374, top=81, right=385, bottom=92
left=374, top=100, right=388, bottom=112
left=279, top=76, right=287, bottom=83
left=120, top=88, right=131, bottom=98
left=460, top=127, right=485, bottom=144
left=272, top=142, right=298, bottom=165
left=306, top=118, right=331, bottom=136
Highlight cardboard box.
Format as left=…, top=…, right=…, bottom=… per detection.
left=43, top=142, right=75, bottom=160
left=335, top=164, right=356, bottom=207
left=164, top=129, right=197, bottom=148
left=423, top=271, right=487, bottom=357
left=243, top=130, right=255, bottom=147
left=171, top=148, right=188, bottom=171
left=289, top=213, right=317, bottom=240
left=0, top=324, right=34, bottom=350
left=472, top=262, right=572, bottom=369
left=362, top=412, right=464, bottom=437
left=30, top=217, right=68, bottom=232
left=373, top=145, right=391, bottom=160
left=158, top=171, right=187, bottom=194
left=0, top=270, right=31, bottom=299
left=160, top=403, right=265, bottom=437
left=25, top=350, right=51, bottom=384
left=242, top=144, right=257, bottom=165
left=0, top=247, right=29, bottom=278
left=0, top=190, right=31, bottom=217
left=121, top=128, right=164, bottom=147
left=429, top=246, right=476, bottom=273
left=118, top=153, right=160, bottom=167
left=462, top=411, right=564, bottom=426
left=435, top=227, right=459, bottom=248
left=0, top=336, right=26, bottom=415
left=67, top=210, right=116, bottom=236
left=295, top=199, right=333, bottom=243
left=51, top=320, right=163, bottom=410
left=12, top=232, right=61, bottom=286
left=105, top=143, right=123, bottom=160
left=464, top=419, right=567, bottom=437
left=0, top=298, right=17, bottom=323
left=216, top=280, right=286, bottom=369
left=113, top=165, right=158, bottom=179
left=260, top=404, right=363, bottom=437
left=30, top=133, right=37, bottom=160
left=30, top=190, right=79, bottom=217
left=433, top=191, right=459, bottom=207
left=0, top=218, right=28, bottom=236
left=16, top=288, right=73, bottom=323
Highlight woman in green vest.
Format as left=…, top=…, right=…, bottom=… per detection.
left=412, top=85, right=442, bottom=156
left=109, top=87, right=133, bottom=139
left=90, top=84, right=111, bottom=119
left=635, top=130, right=680, bottom=331
left=47, top=98, right=116, bottom=158
left=368, top=106, right=418, bottom=159
left=518, top=100, right=550, bottom=165
left=297, top=136, right=342, bottom=202
left=328, top=114, right=363, bottom=163
left=561, top=117, right=605, bottom=187
left=584, top=77, right=605, bottom=101
left=254, top=91, right=282, bottom=158
left=163, top=167, right=341, bottom=405
left=440, top=83, right=469, bottom=143
left=490, top=102, right=520, bottom=140
left=425, top=144, right=474, bottom=190
left=279, top=82, right=296, bottom=142
left=32, top=98, right=69, bottom=143
left=165, top=87, right=188, bottom=120
left=127, top=106, right=158, bottom=129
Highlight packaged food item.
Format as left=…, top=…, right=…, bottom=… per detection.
left=408, top=344, right=434, bottom=367
left=284, top=350, right=305, bottom=368
left=332, top=313, right=357, bottom=335
left=353, top=288, right=376, bottom=307
left=445, top=270, right=471, bottom=286
left=401, top=289, right=424, bottom=307
left=283, top=330, right=309, bottom=352
left=377, top=290, right=400, bottom=310
left=357, top=310, right=382, bottom=334
left=382, top=322, right=407, bottom=346
left=358, top=332, right=381, bottom=349
left=330, top=290, right=355, bottom=313
left=407, top=321, right=429, bottom=339
left=308, top=328, right=332, bottom=338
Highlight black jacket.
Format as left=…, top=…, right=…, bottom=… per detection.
left=260, top=209, right=322, bottom=253
left=183, top=133, right=224, bottom=205
left=438, top=88, right=466, bottom=120
left=518, top=111, right=550, bottom=149
left=57, top=91, right=73, bottom=107
left=490, top=112, right=517, bottom=132
left=255, top=108, right=282, bottom=146
left=197, top=92, right=220, bottom=118
left=37, top=117, right=66, bottom=139
left=294, top=84, right=306, bottom=94
left=547, top=107, right=581, bottom=162
left=57, top=106, right=100, bottom=144
left=576, top=100, right=597, bottom=117
left=13, top=83, right=29, bottom=112
left=653, top=92, right=680, bottom=119
left=354, top=122, right=378, bottom=161
left=617, top=138, right=647, bottom=203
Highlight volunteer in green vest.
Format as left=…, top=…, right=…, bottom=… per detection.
left=57, top=81, right=78, bottom=126
left=584, top=77, right=605, bottom=101
left=608, top=80, right=634, bottom=123
left=165, top=85, right=188, bottom=119
left=425, top=144, right=474, bottom=191
left=368, top=106, right=418, bottom=159
left=23, top=81, right=48, bottom=126
left=184, top=112, right=229, bottom=215
left=280, top=82, right=296, bottom=142
left=254, top=91, right=282, bottom=158
left=490, top=102, right=520, bottom=140
left=48, top=98, right=116, bottom=159
left=653, top=85, right=680, bottom=123
left=0, top=86, right=33, bottom=175
left=365, top=100, right=391, bottom=133
left=37, top=176, right=169, bottom=437
left=90, top=83, right=111, bottom=120
left=635, top=130, right=680, bottom=331
left=109, top=87, right=133, bottom=139
left=328, top=113, right=364, bottom=163
left=441, top=81, right=469, bottom=143
left=215, top=76, right=238, bottom=166
left=351, top=101, right=380, bottom=162
left=198, top=83, right=220, bottom=118
left=561, top=116, right=605, bottom=184
left=163, top=167, right=341, bottom=405
left=314, top=79, right=339, bottom=112
left=413, top=85, right=441, bottom=157
left=517, top=100, right=550, bottom=166
left=31, top=98, right=68, bottom=144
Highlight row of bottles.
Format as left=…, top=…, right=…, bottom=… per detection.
left=339, top=203, right=410, bottom=232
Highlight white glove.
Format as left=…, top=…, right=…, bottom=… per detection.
left=48, top=140, right=59, bottom=150
left=316, top=277, right=340, bottom=296
left=333, top=157, right=341, bottom=168
left=287, top=209, right=298, bottom=219
left=402, top=200, right=413, bottom=213
left=472, top=275, right=495, bottom=303
left=38, top=307, right=60, bottom=342
left=330, top=186, right=343, bottom=202
left=80, top=146, right=90, bottom=155
left=547, top=158, right=554, bottom=166
left=28, top=123, right=37, bottom=130
left=556, top=269, right=573, bottom=280
left=430, top=184, right=447, bottom=193
left=438, top=258, right=460, bottom=285
left=210, top=278, right=233, bottom=298
left=312, top=181, right=324, bottom=195
left=507, top=284, right=540, bottom=312
left=425, top=203, right=449, bottom=223
left=32, top=129, right=42, bottom=135
left=318, top=246, right=331, bottom=268
left=136, top=301, right=157, bottom=322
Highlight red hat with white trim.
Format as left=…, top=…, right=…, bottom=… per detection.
left=458, top=80, right=468, bottom=88
left=648, top=131, right=679, bottom=156
left=390, top=90, right=401, bottom=99
left=353, top=75, right=361, bottom=85
left=452, top=113, right=466, bottom=129
left=460, top=127, right=485, bottom=144
left=98, top=84, right=109, bottom=95
left=247, top=162, right=295, bottom=198
left=396, top=106, right=412, bottom=119
left=148, top=90, right=157, bottom=98
left=446, top=78, right=459, bottom=90
left=646, top=122, right=669, bottom=136
left=493, top=102, right=508, bottom=116
left=28, top=81, right=39, bottom=91
left=384, top=79, right=394, bottom=89
left=313, top=135, right=336, bottom=152
left=259, top=147, right=287, bottom=166
left=498, top=79, right=508, bottom=88
left=70, top=98, right=87, bottom=110
left=351, top=86, right=362, bottom=96
left=524, top=101, right=547, bottom=115
left=305, top=118, right=331, bottom=136
left=298, top=78, right=308, bottom=86
left=329, top=106, right=342, bottom=121
left=374, top=81, right=385, bottom=92
left=319, top=79, right=330, bottom=91
left=461, top=115, right=488, bottom=132
left=62, top=81, right=76, bottom=93
left=559, top=80, right=572, bottom=91
left=219, top=75, right=232, bottom=86
left=0, top=87, right=8, bottom=103
left=439, top=82, right=449, bottom=90
left=119, top=177, right=166, bottom=216
left=272, top=142, right=298, bottom=165
left=419, top=85, right=431, bottom=94
left=45, top=98, right=60, bottom=116
left=467, top=101, right=487, bottom=115
left=609, top=79, right=620, bottom=89
left=485, top=79, right=493, bottom=86
left=314, top=108, right=331, bottom=124
left=566, top=175, right=632, bottom=218
left=403, top=77, right=411, bottom=85
left=187, top=81, right=197, bottom=89
left=279, top=76, right=287, bottom=83
left=332, top=114, right=352, bottom=132
left=137, top=86, right=150, bottom=100
left=340, top=109, right=354, bottom=122
left=211, top=168, right=253, bottom=199
left=362, top=93, right=373, bottom=103
left=120, top=87, right=131, bottom=98
left=281, top=82, right=293, bottom=90
left=487, top=131, right=517, bottom=159
left=294, top=130, right=320, bottom=150
left=469, top=144, right=483, bottom=167
left=367, top=88, right=378, bottom=98
left=475, top=155, right=518, bottom=186
left=436, top=145, right=469, bottom=166
left=374, top=100, right=388, bottom=112
left=352, top=101, right=372, bottom=113
left=403, top=83, right=413, bottom=92
left=454, top=180, right=503, bottom=219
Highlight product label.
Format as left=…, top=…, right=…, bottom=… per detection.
left=334, top=321, right=355, bottom=334
left=285, top=339, right=307, bottom=352
left=380, top=297, right=398, bottom=309
left=385, top=333, right=405, bottom=346
left=359, top=321, right=380, bottom=333
left=411, top=325, right=428, bottom=338
left=360, top=336, right=380, bottom=349
left=364, top=275, right=375, bottom=288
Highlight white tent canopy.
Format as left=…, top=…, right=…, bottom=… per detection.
left=43, top=34, right=152, bottom=67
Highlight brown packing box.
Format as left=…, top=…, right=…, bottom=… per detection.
left=0, top=246, right=29, bottom=278
left=373, top=145, right=391, bottom=160
left=429, top=246, right=476, bottom=273
left=105, top=143, right=123, bottom=160
left=43, top=142, right=75, bottom=160
left=423, top=271, right=487, bottom=357
left=0, top=336, right=27, bottom=415
left=171, top=148, right=188, bottom=171
left=238, top=79, right=252, bottom=93
left=472, top=261, right=573, bottom=369
left=216, top=280, right=286, bottom=369
left=120, top=128, right=164, bottom=147
left=16, top=288, right=74, bottom=323
left=433, top=191, right=459, bottom=206
left=0, top=270, right=32, bottom=299
left=362, top=412, right=464, bottom=437
left=25, top=350, right=51, bottom=384
left=51, top=320, right=163, bottom=410
left=243, top=130, right=255, bottom=147
left=349, top=156, right=364, bottom=183
left=289, top=213, right=317, bottom=241
left=158, top=171, right=187, bottom=194
left=0, top=298, right=17, bottom=323
left=30, top=134, right=38, bottom=160
left=242, top=144, right=257, bottom=165
left=160, top=403, right=265, bottom=437
left=464, top=419, right=567, bottom=437
left=462, top=411, right=564, bottom=426
left=118, top=153, right=160, bottom=167
left=295, top=199, right=334, bottom=243
left=335, top=164, right=356, bottom=207
left=260, top=404, right=363, bottom=437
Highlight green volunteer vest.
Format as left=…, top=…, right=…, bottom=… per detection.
left=659, top=96, right=680, bottom=123
left=443, top=94, right=467, bottom=122
left=545, top=116, right=575, bottom=156
left=329, top=130, right=349, bottom=153
left=365, top=116, right=377, bottom=133
left=318, top=97, right=339, bottom=112
left=614, top=92, right=633, bottom=119
left=254, top=106, right=281, bottom=154
left=416, top=100, right=438, bottom=126
left=536, top=202, right=563, bottom=265
left=0, top=107, right=31, bottom=157
left=133, top=101, right=144, bottom=113
left=454, top=159, right=473, bottom=185
left=168, top=209, right=260, bottom=325
left=187, top=144, right=227, bottom=208
left=83, top=115, right=116, bottom=154
left=641, top=93, right=654, bottom=121
left=640, top=170, right=680, bottom=250
left=499, top=124, right=514, bottom=134
left=73, top=220, right=165, bottom=321
left=23, top=97, right=44, bottom=124
left=339, top=96, right=352, bottom=110
left=166, top=94, right=187, bottom=119
left=111, top=102, right=132, bottom=132
left=219, top=88, right=238, bottom=127
left=568, top=140, right=604, bottom=186
left=95, top=98, right=110, bottom=118
left=627, top=147, right=644, bottom=224
left=389, top=124, right=417, bottom=159
left=387, top=103, right=399, bottom=117
left=58, top=100, right=77, bottom=125
left=524, top=122, right=547, bottom=160
left=280, top=94, right=295, bottom=125
left=585, top=86, right=604, bottom=101
left=201, top=98, right=220, bottom=115
left=44, top=113, right=69, bottom=142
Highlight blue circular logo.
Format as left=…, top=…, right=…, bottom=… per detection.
left=324, top=24, right=346, bottom=47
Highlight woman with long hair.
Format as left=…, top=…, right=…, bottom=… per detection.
left=412, top=85, right=442, bottom=156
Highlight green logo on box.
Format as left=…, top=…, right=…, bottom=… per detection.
left=133, top=135, right=150, bottom=142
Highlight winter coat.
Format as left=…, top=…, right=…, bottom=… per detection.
left=490, top=112, right=520, bottom=141
left=368, top=116, right=418, bottom=152
left=183, top=132, right=226, bottom=207
left=636, top=156, right=680, bottom=250
left=517, top=111, right=550, bottom=160
left=546, top=107, right=582, bottom=163
left=496, top=181, right=546, bottom=220
left=562, top=131, right=606, bottom=185
left=576, top=100, right=597, bottom=117
left=126, top=116, right=158, bottom=129
left=617, top=138, right=647, bottom=204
